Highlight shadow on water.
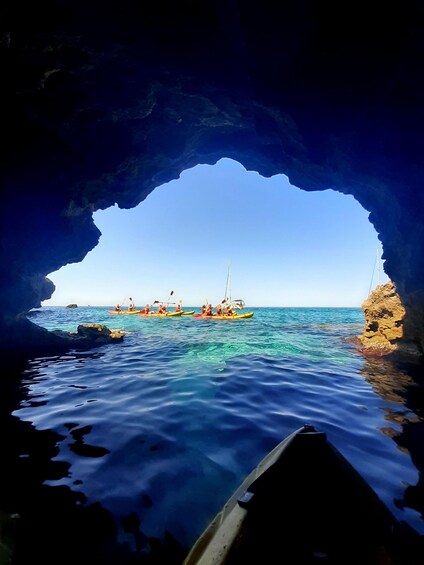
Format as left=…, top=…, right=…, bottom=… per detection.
left=360, top=357, right=424, bottom=523
left=2, top=344, right=424, bottom=565
left=0, top=353, right=185, bottom=565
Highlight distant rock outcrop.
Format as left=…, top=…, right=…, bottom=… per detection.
left=357, top=281, right=421, bottom=359
left=53, top=324, right=125, bottom=347
left=66, top=304, right=78, bottom=308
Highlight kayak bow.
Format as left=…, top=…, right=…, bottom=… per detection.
left=183, top=424, right=422, bottom=564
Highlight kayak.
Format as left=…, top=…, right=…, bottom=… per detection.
left=137, top=311, right=183, bottom=318
left=180, top=311, right=195, bottom=316
left=183, top=424, right=422, bottom=564
left=193, top=312, right=254, bottom=320
left=108, top=309, right=142, bottom=315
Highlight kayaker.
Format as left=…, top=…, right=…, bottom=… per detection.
left=225, top=303, right=234, bottom=316
left=175, top=303, right=182, bottom=312
left=158, top=304, right=167, bottom=314
left=205, top=304, right=213, bottom=316
left=140, top=304, right=150, bottom=314
left=115, top=304, right=121, bottom=312
left=128, top=298, right=135, bottom=312
left=215, top=303, right=223, bottom=315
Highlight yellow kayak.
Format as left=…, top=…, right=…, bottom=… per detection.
left=108, top=309, right=142, bottom=315
left=193, top=312, right=254, bottom=320
left=137, top=311, right=183, bottom=318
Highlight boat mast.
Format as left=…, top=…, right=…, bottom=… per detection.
left=224, top=262, right=232, bottom=303
left=368, top=248, right=381, bottom=296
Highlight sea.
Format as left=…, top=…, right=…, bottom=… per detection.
left=2, top=306, right=424, bottom=564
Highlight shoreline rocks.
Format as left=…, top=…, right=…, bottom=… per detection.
left=0, top=319, right=124, bottom=357
left=356, top=281, right=422, bottom=361
left=53, top=324, right=125, bottom=347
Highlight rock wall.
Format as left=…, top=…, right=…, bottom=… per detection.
left=1, top=1, right=424, bottom=353
left=358, top=281, right=422, bottom=359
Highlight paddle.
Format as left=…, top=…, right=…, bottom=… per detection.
left=115, top=296, right=126, bottom=310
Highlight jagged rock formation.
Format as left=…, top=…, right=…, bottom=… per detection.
left=358, top=282, right=405, bottom=355
left=1, top=1, right=424, bottom=354
left=3, top=320, right=124, bottom=356
left=358, top=282, right=422, bottom=359
left=56, top=323, right=125, bottom=346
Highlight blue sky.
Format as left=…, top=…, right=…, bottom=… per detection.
left=43, top=158, right=388, bottom=308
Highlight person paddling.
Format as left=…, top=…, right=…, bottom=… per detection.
left=224, top=303, right=234, bottom=316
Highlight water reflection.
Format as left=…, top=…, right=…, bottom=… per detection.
left=2, top=343, right=424, bottom=563
left=0, top=353, right=185, bottom=564
left=360, top=357, right=424, bottom=522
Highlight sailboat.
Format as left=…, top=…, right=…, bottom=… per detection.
left=194, top=264, right=254, bottom=319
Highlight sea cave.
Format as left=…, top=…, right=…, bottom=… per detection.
left=1, top=3, right=424, bottom=562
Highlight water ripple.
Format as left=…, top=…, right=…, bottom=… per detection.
left=9, top=306, right=424, bottom=560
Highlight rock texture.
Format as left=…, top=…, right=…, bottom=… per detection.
left=1, top=2, right=424, bottom=354
left=358, top=281, right=422, bottom=359
left=3, top=319, right=124, bottom=355
left=358, top=282, right=406, bottom=355
left=54, top=324, right=125, bottom=346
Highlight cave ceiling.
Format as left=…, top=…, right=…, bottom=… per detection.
left=1, top=0, right=424, bottom=350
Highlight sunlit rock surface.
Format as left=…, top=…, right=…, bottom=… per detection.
left=1, top=1, right=424, bottom=355
left=358, top=282, right=405, bottom=355
left=3, top=319, right=124, bottom=355
left=358, top=281, right=422, bottom=359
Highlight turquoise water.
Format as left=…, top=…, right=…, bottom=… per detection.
left=7, top=306, right=424, bottom=561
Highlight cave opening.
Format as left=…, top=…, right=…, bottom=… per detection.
left=41, top=158, right=388, bottom=311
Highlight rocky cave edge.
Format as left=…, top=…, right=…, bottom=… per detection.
left=1, top=1, right=424, bottom=359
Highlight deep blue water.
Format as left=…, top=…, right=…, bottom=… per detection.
left=9, top=306, right=424, bottom=560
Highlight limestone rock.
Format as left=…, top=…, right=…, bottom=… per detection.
left=54, top=324, right=125, bottom=346
left=358, top=281, right=421, bottom=359
left=1, top=318, right=124, bottom=356
left=76, top=323, right=124, bottom=341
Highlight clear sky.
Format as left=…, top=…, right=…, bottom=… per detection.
left=42, top=158, right=389, bottom=308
